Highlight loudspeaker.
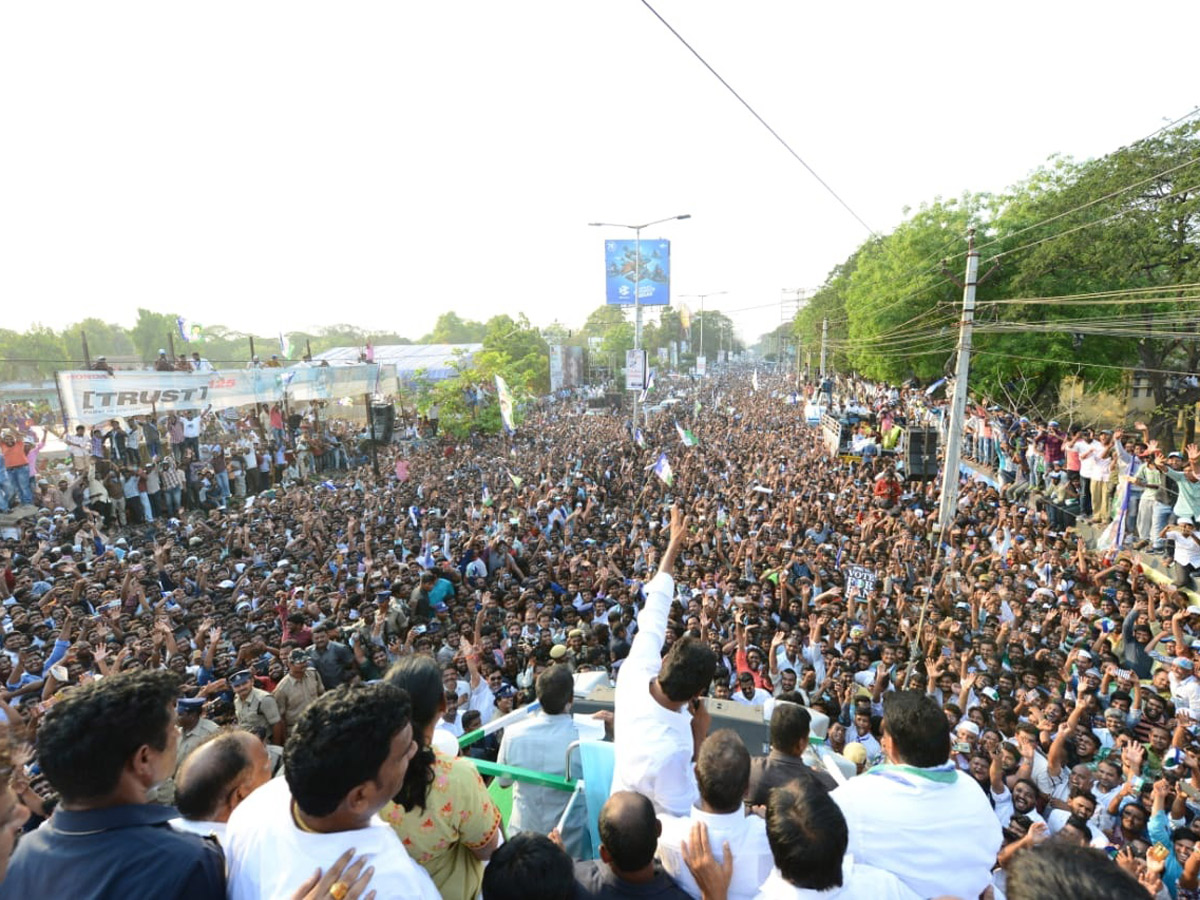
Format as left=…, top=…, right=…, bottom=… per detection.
left=370, top=403, right=395, bottom=444
left=905, top=428, right=940, bottom=480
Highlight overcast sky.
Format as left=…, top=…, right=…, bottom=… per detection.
left=2, top=1, right=1197, bottom=347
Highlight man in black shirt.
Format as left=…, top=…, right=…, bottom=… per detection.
left=574, top=791, right=693, bottom=900
left=309, top=623, right=356, bottom=689
left=746, top=694, right=837, bottom=807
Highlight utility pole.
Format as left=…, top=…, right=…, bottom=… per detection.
left=781, top=288, right=807, bottom=383
left=679, top=291, right=727, bottom=376
left=589, top=215, right=690, bottom=426
left=936, top=229, right=981, bottom=534
left=819, top=317, right=828, bottom=379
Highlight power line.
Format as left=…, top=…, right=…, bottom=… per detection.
left=992, top=178, right=1200, bottom=263
left=973, top=152, right=1200, bottom=257
left=978, top=282, right=1200, bottom=306
left=639, top=0, right=876, bottom=237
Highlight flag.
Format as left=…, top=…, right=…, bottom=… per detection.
left=495, top=374, right=516, bottom=433
left=652, top=452, right=674, bottom=486
left=279, top=332, right=293, bottom=360
left=676, top=423, right=698, bottom=447
left=639, top=367, right=657, bottom=403
left=635, top=428, right=646, bottom=449
left=177, top=317, right=203, bottom=343
left=1096, top=455, right=1136, bottom=552
left=395, top=459, right=409, bottom=482
left=508, top=471, right=523, bottom=489
left=752, top=369, right=759, bottom=392
left=482, top=484, right=493, bottom=507
left=408, top=505, right=421, bottom=528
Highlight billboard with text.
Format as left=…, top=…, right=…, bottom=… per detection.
left=605, top=239, right=671, bottom=305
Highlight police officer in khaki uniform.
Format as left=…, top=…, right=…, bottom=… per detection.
left=272, top=648, right=325, bottom=738
left=231, top=669, right=284, bottom=745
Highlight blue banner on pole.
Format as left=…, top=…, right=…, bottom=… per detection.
left=605, top=240, right=671, bottom=305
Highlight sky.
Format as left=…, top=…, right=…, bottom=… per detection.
left=3, top=1, right=1199, bottom=348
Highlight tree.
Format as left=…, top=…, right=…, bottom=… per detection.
left=839, top=195, right=989, bottom=384
left=130, top=308, right=182, bottom=363
left=980, top=121, right=1200, bottom=442
left=420, top=311, right=488, bottom=344
left=480, top=314, right=550, bottom=394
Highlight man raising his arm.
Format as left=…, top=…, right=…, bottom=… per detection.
left=612, top=506, right=717, bottom=816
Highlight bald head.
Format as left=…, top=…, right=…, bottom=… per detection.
left=175, top=730, right=271, bottom=823
left=598, top=791, right=659, bottom=875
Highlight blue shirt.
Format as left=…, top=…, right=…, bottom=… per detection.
left=428, top=577, right=455, bottom=607
left=1, top=803, right=225, bottom=900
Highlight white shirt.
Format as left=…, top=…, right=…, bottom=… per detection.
left=832, top=764, right=1002, bottom=900
left=169, top=817, right=227, bottom=844
left=66, top=434, right=91, bottom=461
left=754, top=858, right=919, bottom=900
left=1170, top=671, right=1200, bottom=712
left=733, top=686, right=772, bottom=707
left=1046, top=808, right=1109, bottom=847
left=658, top=807, right=774, bottom=900
left=1029, top=749, right=1067, bottom=796
left=611, top=571, right=699, bottom=816
left=468, top=679, right=497, bottom=726
left=181, top=415, right=202, bottom=438
left=990, top=785, right=1046, bottom=828
left=224, top=776, right=439, bottom=900
left=1166, top=529, right=1200, bottom=568
left=1077, top=440, right=1098, bottom=480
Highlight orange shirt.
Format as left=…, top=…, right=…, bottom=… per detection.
left=2, top=442, right=27, bottom=468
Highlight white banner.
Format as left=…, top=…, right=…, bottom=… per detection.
left=56, top=364, right=382, bottom=425
left=549, top=345, right=564, bottom=393
left=625, top=349, right=647, bottom=392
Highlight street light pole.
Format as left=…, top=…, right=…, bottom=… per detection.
left=679, top=291, right=726, bottom=376
left=589, top=214, right=690, bottom=427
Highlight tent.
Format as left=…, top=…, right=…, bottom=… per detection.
left=313, top=344, right=481, bottom=383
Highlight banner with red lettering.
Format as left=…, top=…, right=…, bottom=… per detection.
left=56, top=364, right=383, bottom=425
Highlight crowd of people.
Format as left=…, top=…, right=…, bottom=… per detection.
left=0, top=399, right=370, bottom=522
left=0, top=370, right=1197, bottom=899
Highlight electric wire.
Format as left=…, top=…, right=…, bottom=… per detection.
left=639, top=0, right=876, bottom=236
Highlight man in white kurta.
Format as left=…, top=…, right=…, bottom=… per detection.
left=224, top=776, right=439, bottom=900
left=657, top=730, right=774, bottom=900
left=754, top=857, right=918, bottom=900
left=831, top=692, right=1002, bottom=900
left=611, top=508, right=711, bottom=816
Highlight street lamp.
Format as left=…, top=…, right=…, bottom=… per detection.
left=679, top=291, right=726, bottom=375
left=588, top=214, right=690, bottom=426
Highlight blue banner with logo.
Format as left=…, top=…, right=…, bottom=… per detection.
left=605, top=239, right=671, bottom=305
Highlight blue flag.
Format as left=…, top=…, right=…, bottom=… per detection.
left=652, top=452, right=674, bottom=487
